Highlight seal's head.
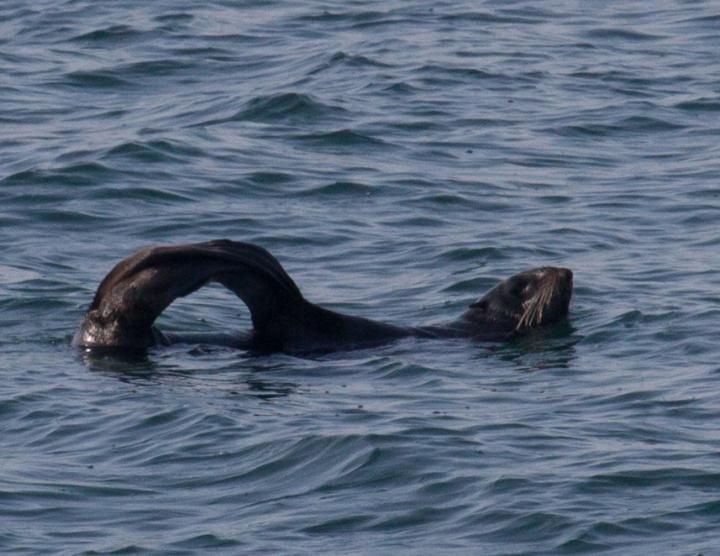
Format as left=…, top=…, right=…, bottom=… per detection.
left=462, top=267, right=573, bottom=335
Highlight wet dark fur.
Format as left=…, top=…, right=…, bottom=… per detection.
left=74, top=240, right=573, bottom=353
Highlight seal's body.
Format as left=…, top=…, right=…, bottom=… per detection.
left=74, top=240, right=572, bottom=353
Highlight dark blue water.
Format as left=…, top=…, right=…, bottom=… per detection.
left=2, top=1, right=720, bottom=554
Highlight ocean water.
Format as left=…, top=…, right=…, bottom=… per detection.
left=2, top=1, right=720, bottom=554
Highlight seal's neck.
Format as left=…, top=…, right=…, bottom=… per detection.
left=250, top=300, right=412, bottom=353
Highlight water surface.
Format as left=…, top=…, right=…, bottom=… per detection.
left=2, top=1, right=720, bottom=554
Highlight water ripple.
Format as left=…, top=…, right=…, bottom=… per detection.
left=2, top=0, right=720, bottom=554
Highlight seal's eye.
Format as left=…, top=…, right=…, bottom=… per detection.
left=508, top=278, right=527, bottom=297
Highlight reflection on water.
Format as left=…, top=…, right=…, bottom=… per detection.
left=468, top=321, right=579, bottom=372
left=79, top=343, right=298, bottom=400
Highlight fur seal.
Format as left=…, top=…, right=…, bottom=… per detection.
left=73, top=239, right=572, bottom=353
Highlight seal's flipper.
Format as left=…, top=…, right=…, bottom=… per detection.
left=74, top=239, right=303, bottom=349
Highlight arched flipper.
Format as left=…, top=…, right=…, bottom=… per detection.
left=74, top=239, right=303, bottom=349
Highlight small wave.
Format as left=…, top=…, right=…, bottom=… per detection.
left=551, top=123, right=618, bottom=137
left=381, top=82, right=418, bottom=95
left=539, top=195, right=572, bottom=205
left=439, top=247, right=506, bottom=263
left=382, top=216, right=445, bottom=228
left=62, top=70, right=132, bottom=89
left=169, top=46, right=236, bottom=62
left=196, top=32, right=263, bottom=45
left=308, top=51, right=393, bottom=77
left=195, top=93, right=346, bottom=127
left=620, top=115, right=685, bottom=132
left=302, top=514, right=374, bottom=535
left=552, top=116, right=685, bottom=137
left=407, top=192, right=502, bottom=210
left=2, top=163, right=117, bottom=187
left=245, top=171, right=295, bottom=185
left=418, top=64, right=516, bottom=84
left=61, top=60, right=197, bottom=91
left=684, top=499, right=720, bottom=517
left=579, top=468, right=720, bottom=491
left=556, top=520, right=643, bottom=553
left=327, top=51, right=392, bottom=69
left=369, top=505, right=470, bottom=532
left=569, top=69, right=687, bottom=89
left=386, top=120, right=442, bottom=133
left=443, top=277, right=497, bottom=295
left=464, top=510, right=575, bottom=543
left=154, top=12, right=194, bottom=31
left=86, top=187, right=194, bottom=204
left=555, top=538, right=610, bottom=552
left=237, top=92, right=345, bottom=123
left=685, top=188, right=720, bottom=200
left=0, top=266, right=41, bottom=284
left=70, top=25, right=143, bottom=44
left=295, top=129, right=387, bottom=148
left=166, top=533, right=243, bottom=552
left=583, top=28, right=665, bottom=42
left=104, top=142, right=173, bottom=164
left=154, top=13, right=194, bottom=24
left=679, top=14, right=720, bottom=26
left=680, top=209, right=720, bottom=226
left=297, top=10, right=385, bottom=24
left=103, top=140, right=203, bottom=164
left=297, top=181, right=375, bottom=197
left=440, top=10, right=548, bottom=24
left=119, top=59, right=196, bottom=78
left=29, top=209, right=107, bottom=225
left=675, top=98, right=720, bottom=112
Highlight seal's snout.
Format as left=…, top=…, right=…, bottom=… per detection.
left=542, top=267, right=572, bottom=281
left=550, top=268, right=573, bottom=302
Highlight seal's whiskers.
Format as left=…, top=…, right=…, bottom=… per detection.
left=516, top=274, right=559, bottom=330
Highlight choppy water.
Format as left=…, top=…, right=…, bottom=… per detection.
left=2, top=1, right=720, bottom=554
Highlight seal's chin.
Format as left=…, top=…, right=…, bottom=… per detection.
left=515, top=267, right=573, bottom=331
